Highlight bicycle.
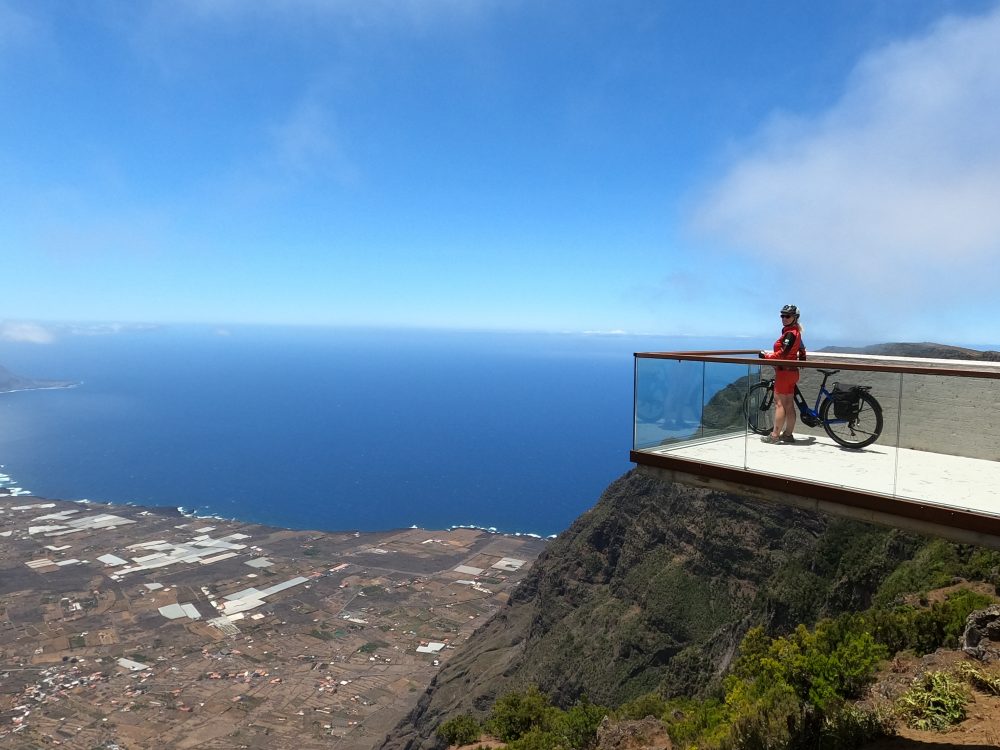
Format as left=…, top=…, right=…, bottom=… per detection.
left=743, top=368, right=884, bottom=449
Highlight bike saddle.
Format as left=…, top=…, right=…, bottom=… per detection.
left=816, top=369, right=840, bottom=376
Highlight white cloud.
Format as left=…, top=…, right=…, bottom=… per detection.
left=692, top=6, right=1000, bottom=338
left=1, top=321, right=55, bottom=344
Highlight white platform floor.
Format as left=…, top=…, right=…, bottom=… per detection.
left=641, top=433, right=1000, bottom=520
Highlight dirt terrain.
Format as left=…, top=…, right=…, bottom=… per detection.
left=864, top=649, right=1000, bottom=748
left=862, top=584, right=1000, bottom=750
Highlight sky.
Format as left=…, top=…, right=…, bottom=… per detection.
left=2, top=0, right=1000, bottom=346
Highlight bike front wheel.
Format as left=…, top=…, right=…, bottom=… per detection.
left=819, top=392, right=883, bottom=449
left=744, top=382, right=775, bottom=436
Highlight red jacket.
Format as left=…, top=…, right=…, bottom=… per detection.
left=764, top=325, right=806, bottom=370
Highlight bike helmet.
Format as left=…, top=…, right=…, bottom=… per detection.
left=780, top=304, right=800, bottom=317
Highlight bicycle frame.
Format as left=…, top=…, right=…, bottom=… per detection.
left=777, top=371, right=850, bottom=427
left=790, top=385, right=821, bottom=425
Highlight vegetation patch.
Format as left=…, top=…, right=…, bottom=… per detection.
left=440, top=586, right=995, bottom=750
left=437, top=714, right=482, bottom=746
left=875, top=542, right=1000, bottom=606
left=896, top=670, right=969, bottom=731
left=957, top=661, right=1000, bottom=696
left=437, top=687, right=607, bottom=750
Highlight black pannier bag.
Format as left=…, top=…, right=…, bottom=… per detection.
left=832, top=383, right=863, bottom=420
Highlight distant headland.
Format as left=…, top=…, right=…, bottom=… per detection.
left=0, top=364, right=79, bottom=394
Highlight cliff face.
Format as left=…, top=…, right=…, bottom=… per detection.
left=382, top=470, right=924, bottom=750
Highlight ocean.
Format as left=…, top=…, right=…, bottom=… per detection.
left=0, top=326, right=752, bottom=536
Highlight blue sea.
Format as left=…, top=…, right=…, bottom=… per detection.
left=0, top=326, right=752, bottom=536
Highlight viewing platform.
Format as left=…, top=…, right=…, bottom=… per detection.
left=631, top=350, right=1000, bottom=548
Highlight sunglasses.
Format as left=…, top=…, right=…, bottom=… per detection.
left=780, top=314, right=793, bottom=319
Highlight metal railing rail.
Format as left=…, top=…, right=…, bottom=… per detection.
left=635, top=350, right=1000, bottom=379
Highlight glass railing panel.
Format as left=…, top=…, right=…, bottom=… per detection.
left=687, top=360, right=756, bottom=468
left=634, top=357, right=706, bottom=450
left=743, top=362, right=901, bottom=496
left=701, top=360, right=755, bottom=438
left=651, top=359, right=756, bottom=468
left=633, top=357, right=752, bottom=469
left=894, top=372, right=1000, bottom=517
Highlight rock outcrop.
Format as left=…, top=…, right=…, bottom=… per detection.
left=962, top=604, right=1000, bottom=661
left=594, top=716, right=672, bottom=750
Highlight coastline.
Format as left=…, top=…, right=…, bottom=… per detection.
left=0, top=381, right=81, bottom=394
left=0, top=467, right=31, bottom=498
left=0, top=467, right=557, bottom=539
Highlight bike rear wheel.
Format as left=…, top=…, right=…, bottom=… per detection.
left=819, top=391, right=883, bottom=449
left=744, top=382, right=775, bottom=435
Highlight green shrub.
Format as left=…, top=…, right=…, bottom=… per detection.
left=846, top=588, right=991, bottom=657
left=721, top=687, right=812, bottom=750
left=555, top=699, right=607, bottom=749
left=864, top=607, right=918, bottom=654
left=486, top=687, right=559, bottom=742
left=480, top=690, right=606, bottom=750
left=614, top=691, right=669, bottom=721
left=909, top=589, right=993, bottom=655
left=875, top=540, right=960, bottom=604
left=896, top=671, right=969, bottom=731
left=506, top=728, right=566, bottom=750
left=437, top=714, right=483, bottom=746
left=729, top=621, right=887, bottom=712
left=962, top=548, right=1000, bottom=587
left=876, top=541, right=1000, bottom=605
left=657, top=697, right=728, bottom=748
left=817, top=706, right=895, bottom=749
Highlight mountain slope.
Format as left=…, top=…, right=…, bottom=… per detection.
left=382, top=469, right=926, bottom=750
left=820, top=342, right=1000, bottom=361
